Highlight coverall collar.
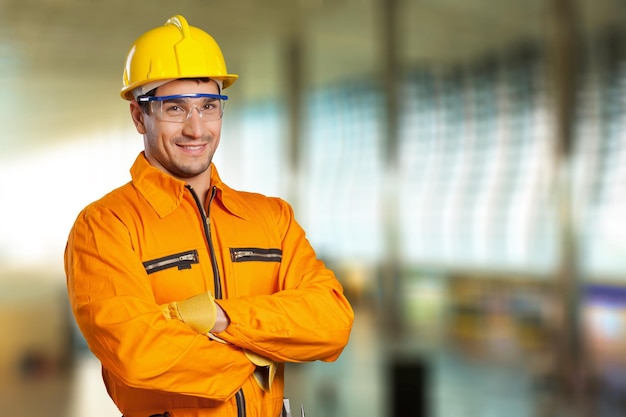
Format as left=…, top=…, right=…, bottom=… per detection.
left=129, top=152, right=248, bottom=220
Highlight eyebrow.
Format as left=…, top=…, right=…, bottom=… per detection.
left=162, top=97, right=187, bottom=104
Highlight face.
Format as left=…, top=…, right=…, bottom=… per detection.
left=130, top=79, right=222, bottom=185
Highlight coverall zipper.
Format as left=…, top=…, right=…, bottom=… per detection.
left=188, top=185, right=222, bottom=299
left=235, top=390, right=246, bottom=417
left=187, top=185, right=246, bottom=417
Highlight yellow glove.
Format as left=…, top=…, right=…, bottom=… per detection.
left=161, top=291, right=217, bottom=334
left=244, top=350, right=277, bottom=392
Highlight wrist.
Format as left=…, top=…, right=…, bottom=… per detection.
left=211, top=303, right=230, bottom=333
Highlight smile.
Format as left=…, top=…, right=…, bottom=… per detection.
left=178, top=144, right=206, bottom=151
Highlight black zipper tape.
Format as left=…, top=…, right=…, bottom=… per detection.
left=230, top=248, right=282, bottom=263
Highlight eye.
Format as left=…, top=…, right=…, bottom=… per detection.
left=201, top=101, right=218, bottom=111
left=163, top=103, right=186, bottom=114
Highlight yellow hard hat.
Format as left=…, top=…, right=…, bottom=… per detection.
left=120, top=15, right=238, bottom=100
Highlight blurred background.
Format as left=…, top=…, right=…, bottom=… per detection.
left=1, top=0, right=626, bottom=416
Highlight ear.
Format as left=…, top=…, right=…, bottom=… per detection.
left=130, top=101, right=147, bottom=134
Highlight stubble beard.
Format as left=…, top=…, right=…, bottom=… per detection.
left=168, top=150, right=213, bottom=179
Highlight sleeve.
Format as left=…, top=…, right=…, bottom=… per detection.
left=214, top=198, right=355, bottom=363
left=64, top=204, right=255, bottom=401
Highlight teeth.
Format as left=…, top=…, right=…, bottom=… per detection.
left=182, top=145, right=203, bottom=150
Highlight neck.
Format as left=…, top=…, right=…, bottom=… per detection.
left=184, top=164, right=214, bottom=207
left=187, top=179, right=211, bottom=207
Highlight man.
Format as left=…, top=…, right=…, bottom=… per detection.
left=64, top=15, right=354, bottom=417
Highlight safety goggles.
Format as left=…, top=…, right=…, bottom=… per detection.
left=137, top=93, right=228, bottom=123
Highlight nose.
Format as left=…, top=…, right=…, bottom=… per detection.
left=185, top=106, right=205, bottom=121
left=182, top=106, right=204, bottom=138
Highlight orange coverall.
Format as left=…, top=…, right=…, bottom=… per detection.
left=64, top=152, right=354, bottom=417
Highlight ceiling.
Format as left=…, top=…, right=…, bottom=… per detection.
left=1, top=0, right=624, bottom=153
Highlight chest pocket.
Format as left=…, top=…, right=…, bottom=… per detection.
left=228, top=247, right=282, bottom=296
left=143, top=249, right=208, bottom=303
left=143, top=249, right=199, bottom=274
